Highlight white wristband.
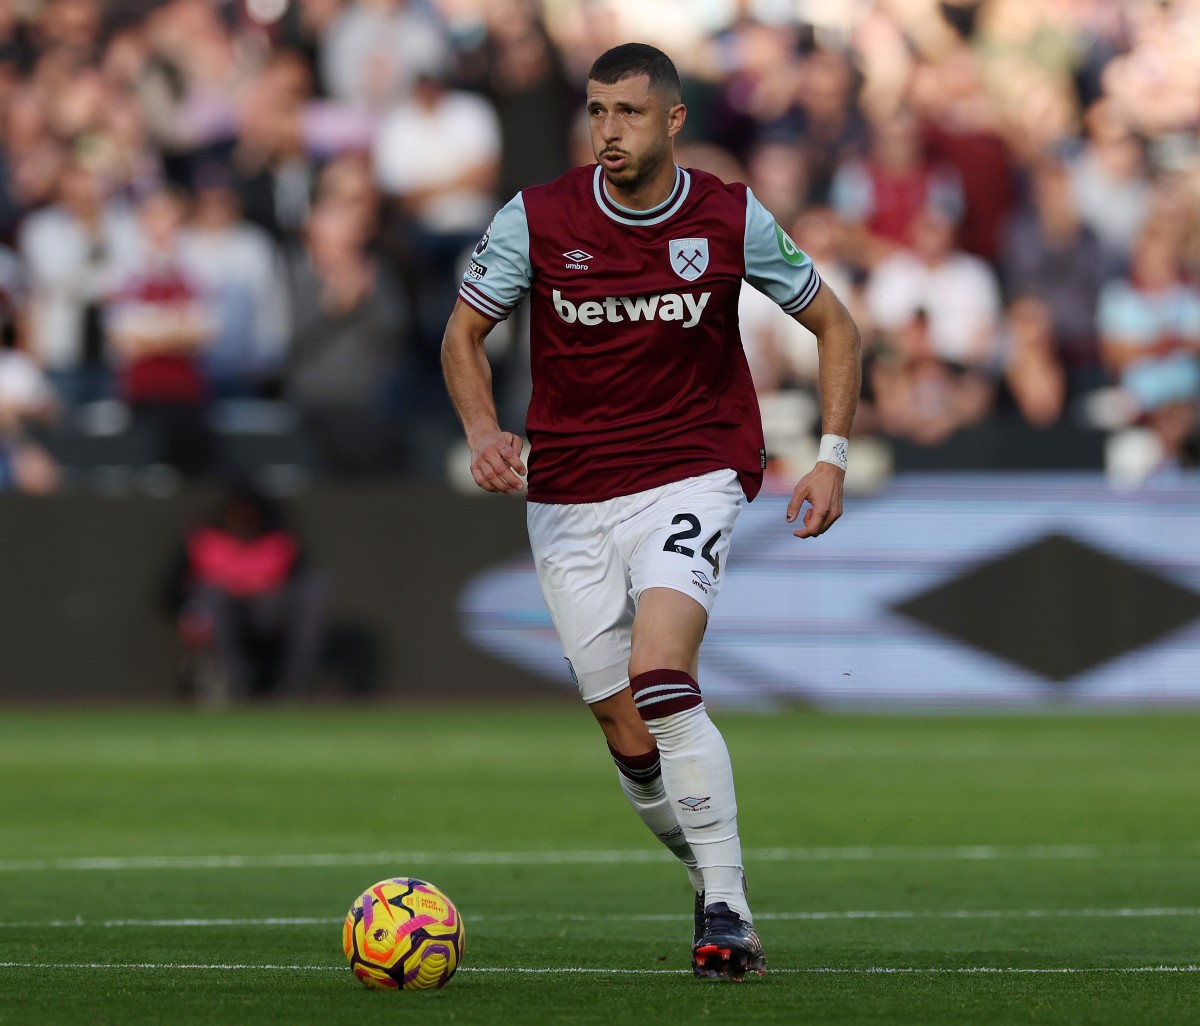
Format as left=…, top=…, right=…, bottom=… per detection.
left=817, top=434, right=849, bottom=471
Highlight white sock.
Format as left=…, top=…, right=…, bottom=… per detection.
left=610, top=746, right=706, bottom=894
left=644, top=705, right=751, bottom=922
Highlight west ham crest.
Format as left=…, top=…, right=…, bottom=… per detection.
left=669, top=238, right=709, bottom=282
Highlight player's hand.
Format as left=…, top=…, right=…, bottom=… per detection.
left=786, top=461, right=845, bottom=539
left=469, top=430, right=527, bottom=493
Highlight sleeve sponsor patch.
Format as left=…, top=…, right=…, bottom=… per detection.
left=774, top=223, right=808, bottom=266
left=466, top=260, right=488, bottom=280
left=473, top=221, right=493, bottom=256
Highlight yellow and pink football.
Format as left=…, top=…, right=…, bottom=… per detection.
left=343, top=877, right=466, bottom=990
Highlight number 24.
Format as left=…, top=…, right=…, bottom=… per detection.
left=663, top=514, right=721, bottom=576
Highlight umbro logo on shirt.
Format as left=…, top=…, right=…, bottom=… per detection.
left=562, top=249, right=593, bottom=270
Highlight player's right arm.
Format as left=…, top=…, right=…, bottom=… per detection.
left=441, top=299, right=526, bottom=493
left=440, top=195, right=533, bottom=494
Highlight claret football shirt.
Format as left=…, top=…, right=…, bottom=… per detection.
left=459, top=164, right=821, bottom=504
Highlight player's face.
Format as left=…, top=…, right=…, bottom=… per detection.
left=586, top=74, right=684, bottom=202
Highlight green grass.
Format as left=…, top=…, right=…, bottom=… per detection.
left=1, top=707, right=1199, bottom=1025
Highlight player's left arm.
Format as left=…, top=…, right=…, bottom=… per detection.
left=785, top=282, right=862, bottom=539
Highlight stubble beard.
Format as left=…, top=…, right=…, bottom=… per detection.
left=601, top=136, right=671, bottom=197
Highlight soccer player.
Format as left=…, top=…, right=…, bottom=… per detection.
left=441, top=42, right=861, bottom=980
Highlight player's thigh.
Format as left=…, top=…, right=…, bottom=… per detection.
left=629, top=586, right=707, bottom=678
left=622, top=469, right=743, bottom=615
left=527, top=500, right=633, bottom=704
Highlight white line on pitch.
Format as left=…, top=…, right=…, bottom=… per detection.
left=1, top=842, right=1195, bottom=873
left=2, top=908, right=1198, bottom=929
left=0, top=962, right=1197, bottom=975
left=0, top=917, right=340, bottom=928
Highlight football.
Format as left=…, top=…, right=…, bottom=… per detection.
left=342, top=877, right=466, bottom=990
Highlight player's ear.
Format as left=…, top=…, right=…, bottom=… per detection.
left=667, top=102, right=686, bottom=138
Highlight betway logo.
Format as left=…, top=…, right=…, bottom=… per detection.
left=553, top=289, right=711, bottom=329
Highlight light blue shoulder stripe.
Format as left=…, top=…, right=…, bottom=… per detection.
left=742, top=187, right=820, bottom=314
left=457, top=193, right=533, bottom=319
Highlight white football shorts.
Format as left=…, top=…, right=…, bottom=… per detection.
left=526, top=469, right=744, bottom=705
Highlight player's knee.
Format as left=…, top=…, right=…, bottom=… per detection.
left=589, top=690, right=655, bottom=751
left=628, top=649, right=694, bottom=680
left=630, top=669, right=704, bottom=722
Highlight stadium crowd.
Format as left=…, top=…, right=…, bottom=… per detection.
left=0, top=0, right=1198, bottom=495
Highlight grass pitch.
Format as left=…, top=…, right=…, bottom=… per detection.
left=1, top=705, right=1198, bottom=1026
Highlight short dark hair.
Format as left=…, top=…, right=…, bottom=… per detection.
left=588, top=43, right=681, bottom=105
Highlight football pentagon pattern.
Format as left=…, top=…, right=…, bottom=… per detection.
left=343, top=877, right=466, bottom=990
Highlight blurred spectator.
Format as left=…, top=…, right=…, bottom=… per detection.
left=794, top=46, right=869, bottom=206
left=312, top=151, right=381, bottom=233
left=230, top=50, right=322, bottom=247
left=830, top=105, right=963, bottom=272
left=0, top=0, right=1197, bottom=486
left=867, top=204, right=1003, bottom=372
left=179, top=165, right=289, bottom=399
left=36, top=46, right=105, bottom=141
left=999, top=153, right=1108, bottom=396
left=372, top=60, right=501, bottom=243
left=30, top=0, right=102, bottom=65
left=675, top=140, right=745, bottom=187
left=373, top=62, right=500, bottom=354
left=0, top=244, right=60, bottom=494
left=850, top=6, right=917, bottom=125
left=319, top=0, right=450, bottom=111
left=0, top=0, right=30, bottom=73
left=866, top=307, right=996, bottom=449
left=1097, top=0, right=1200, bottom=140
left=1150, top=158, right=1200, bottom=285
left=283, top=199, right=409, bottom=476
left=0, top=86, right=67, bottom=242
left=969, top=0, right=1084, bottom=166
left=1067, top=98, right=1153, bottom=265
left=910, top=44, right=1018, bottom=263
left=478, top=2, right=576, bottom=197
left=18, top=154, right=140, bottom=405
left=106, top=185, right=215, bottom=477
left=1097, top=219, right=1200, bottom=469
left=994, top=294, right=1067, bottom=429
left=695, top=18, right=808, bottom=164
left=167, top=481, right=328, bottom=703
left=744, top=139, right=809, bottom=228
left=0, top=349, right=60, bottom=494
left=274, top=0, right=345, bottom=94
left=864, top=204, right=1002, bottom=445
left=87, top=83, right=166, bottom=205
left=537, top=0, right=624, bottom=85
left=136, top=0, right=249, bottom=181
left=310, top=150, right=398, bottom=263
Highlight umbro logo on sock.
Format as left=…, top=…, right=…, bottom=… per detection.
left=678, top=796, right=712, bottom=811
